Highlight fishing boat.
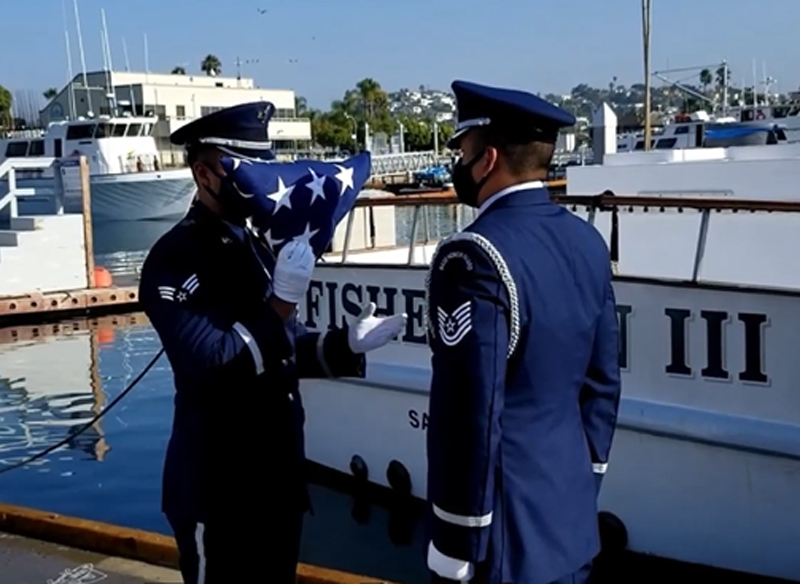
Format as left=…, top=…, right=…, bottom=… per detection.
left=298, top=141, right=800, bottom=581
left=616, top=110, right=788, bottom=152
left=0, top=115, right=195, bottom=222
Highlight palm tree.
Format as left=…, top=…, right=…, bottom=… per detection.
left=171, top=65, right=186, bottom=75
left=294, top=95, right=308, bottom=117
left=699, top=69, right=712, bottom=95
left=43, top=87, right=58, bottom=101
left=200, top=55, right=222, bottom=76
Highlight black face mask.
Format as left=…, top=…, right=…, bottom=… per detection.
left=201, top=164, right=249, bottom=222
left=451, top=151, right=491, bottom=208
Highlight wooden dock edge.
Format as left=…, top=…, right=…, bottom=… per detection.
left=0, top=502, right=396, bottom=584
left=0, top=286, right=140, bottom=327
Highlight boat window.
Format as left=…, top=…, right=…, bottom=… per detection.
left=28, top=140, right=45, bottom=156
left=112, top=124, right=127, bottom=137
left=5, top=141, right=29, bottom=157
left=772, top=107, right=788, bottom=119
left=66, top=124, right=96, bottom=140
left=54, top=139, right=63, bottom=158
left=673, top=125, right=689, bottom=134
left=740, top=109, right=755, bottom=122
left=143, top=123, right=153, bottom=136
left=94, top=123, right=114, bottom=138
left=655, top=138, right=677, bottom=149
left=126, top=123, right=142, bottom=136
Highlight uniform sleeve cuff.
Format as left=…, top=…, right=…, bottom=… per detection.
left=427, top=541, right=474, bottom=581
left=593, top=462, right=607, bottom=474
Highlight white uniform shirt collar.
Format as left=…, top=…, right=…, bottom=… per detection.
left=476, top=180, right=545, bottom=217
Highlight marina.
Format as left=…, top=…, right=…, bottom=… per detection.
left=2, top=2, right=800, bottom=578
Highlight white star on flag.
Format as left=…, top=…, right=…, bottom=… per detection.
left=307, top=168, right=327, bottom=204
left=295, top=222, right=319, bottom=245
left=265, top=176, right=294, bottom=214
left=334, top=164, right=354, bottom=196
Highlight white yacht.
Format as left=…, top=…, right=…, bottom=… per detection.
left=0, top=115, right=195, bottom=221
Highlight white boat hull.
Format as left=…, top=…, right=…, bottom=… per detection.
left=299, top=264, right=800, bottom=582
left=12, top=169, right=195, bottom=222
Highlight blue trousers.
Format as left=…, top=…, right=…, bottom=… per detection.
left=167, top=512, right=303, bottom=583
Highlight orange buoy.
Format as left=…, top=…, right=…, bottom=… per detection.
left=94, top=266, right=113, bottom=288
left=96, top=326, right=115, bottom=344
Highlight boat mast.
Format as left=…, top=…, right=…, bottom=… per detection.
left=100, top=8, right=117, bottom=116
left=642, top=0, right=652, bottom=150
left=121, top=38, right=138, bottom=114
left=61, top=0, right=77, bottom=119
left=72, top=0, right=93, bottom=116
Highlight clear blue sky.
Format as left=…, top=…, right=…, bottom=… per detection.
left=2, top=0, right=798, bottom=109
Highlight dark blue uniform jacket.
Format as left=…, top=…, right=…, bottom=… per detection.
left=139, top=203, right=365, bottom=522
left=426, top=185, right=622, bottom=584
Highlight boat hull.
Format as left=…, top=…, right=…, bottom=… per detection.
left=11, top=170, right=195, bottom=222
left=299, top=263, right=800, bottom=582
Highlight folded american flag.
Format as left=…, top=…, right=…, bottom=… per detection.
left=219, top=152, right=372, bottom=256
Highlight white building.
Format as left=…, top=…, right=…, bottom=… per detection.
left=40, top=70, right=311, bottom=164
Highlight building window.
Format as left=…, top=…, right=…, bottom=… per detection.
left=176, top=105, right=186, bottom=120
left=275, top=108, right=294, bottom=119
left=200, top=106, right=223, bottom=116
left=144, top=105, right=167, bottom=118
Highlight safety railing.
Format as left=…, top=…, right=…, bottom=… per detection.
left=332, top=188, right=800, bottom=280
left=0, top=157, right=60, bottom=219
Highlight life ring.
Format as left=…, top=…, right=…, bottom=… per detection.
left=756, top=109, right=766, bottom=120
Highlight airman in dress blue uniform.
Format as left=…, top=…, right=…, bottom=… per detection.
left=425, top=81, right=622, bottom=584
left=139, top=102, right=405, bottom=584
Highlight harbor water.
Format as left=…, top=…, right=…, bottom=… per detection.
left=0, top=217, right=790, bottom=583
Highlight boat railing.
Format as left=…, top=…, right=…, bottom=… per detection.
left=117, top=153, right=163, bottom=174
left=333, top=187, right=800, bottom=277
left=0, top=157, right=61, bottom=219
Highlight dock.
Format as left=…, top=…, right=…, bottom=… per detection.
left=0, top=502, right=392, bottom=583
left=0, top=156, right=138, bottom=326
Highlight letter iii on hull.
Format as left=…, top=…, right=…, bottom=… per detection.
left=425, top=80, right=622, bottom=584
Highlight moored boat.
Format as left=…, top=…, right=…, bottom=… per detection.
left=297, top=141, right=800, bottom=581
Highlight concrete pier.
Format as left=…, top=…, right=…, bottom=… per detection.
left=0, top=502, right=395, bottom=584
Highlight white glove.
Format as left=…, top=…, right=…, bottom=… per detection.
left=348, top=302, right=407, bottom=353
left=272, top=241, right=315, bottom=304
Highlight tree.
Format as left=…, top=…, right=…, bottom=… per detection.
left=171, top=65, right=186, bottom=75
left=0, top=84, right=11, bottom=129
left=294, top=95, right=308, bottom=117
left=699, top=69, right=712, bottom=94
left=715, top=65, right=730, bottom=89
left=43, top=87, right=58, bottom=101
left=311, top=110, right=354, bottom=150
left=200, top=55, right=221, bottom=76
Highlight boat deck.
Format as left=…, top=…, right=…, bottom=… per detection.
left=0, top=531, right=180, bottom=582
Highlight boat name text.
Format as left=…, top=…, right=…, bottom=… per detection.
left=303, top=281, right=769, bottom=384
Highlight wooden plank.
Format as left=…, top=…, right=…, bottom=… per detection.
left=79, top=156, right=96, bottom=288
left=0, top=286, right=139, bottom=326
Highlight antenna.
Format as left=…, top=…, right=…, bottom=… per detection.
left=72, top=0, right=93, bottom=116
left=121, top=38, right=137, bottom=114
left=100, top=8, right=117, bottom=115
left=61, top=0, right=77, bottom=119
left=143, top=33, right=150, bottom=81
left=122, top=37, right=131, bottom=71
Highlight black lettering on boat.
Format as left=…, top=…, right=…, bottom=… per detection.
left=408, top=410, right=428, bottom=430
left=665, top=308, right=769, bottom=384
left=615, top=304, right=633, bottom=370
